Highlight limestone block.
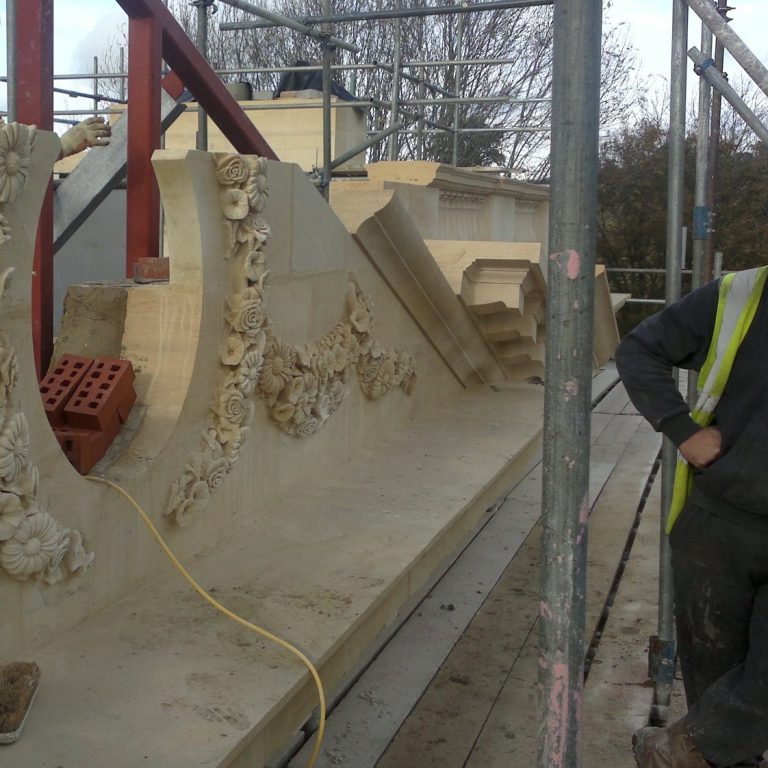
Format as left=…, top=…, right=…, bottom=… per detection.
left=164, top=97, right=368, bottom=172
left=1, top=132, right=550, bottom=768
left=332, top=187, right=506, bottom=386
left=363, top=161, right=549, bottom=247
left=593, top=265, right=622, bottom=368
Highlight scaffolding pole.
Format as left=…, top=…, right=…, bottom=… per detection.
left=321, top=0, right=332, bottom=199
left=684, top=0, right=768, bottom=98
left=195, top=0, right=211, bottom=151
left=6, top=0, right=16, bottom=122
left=538, top=0, right=601, bottom=765
left=689, top=48, right=768, bottom=144
left=215, top=0, right=360, bottom=53
left=652, top=0, right=688, bottom=729
left=220, top=0, right=554, bottom=30
left=704, top=0, right=728, bottom=280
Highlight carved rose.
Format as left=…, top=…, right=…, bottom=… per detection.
left=0, top=412, right=29, bottom=483
left=236, top=213, right=271, bottom=246
left=217, top=387, right=247, bottom=425
left=220, top=334, right=246, bottom=366
left=0, top=122, right=36, bottom=204
left=295, top=416, right=320, bottom=437
left=227, top=289, right=267, bottom=335
left=203, top=455, right=230, bottom=491
left=0, top=491, right=22, bottom=541
left=216, top=155, right=249, bottom=186
left=220, top=188, right=250, bottom=221
left=0, top=511, right=63, bottom=580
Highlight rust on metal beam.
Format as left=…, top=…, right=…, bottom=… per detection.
left=16, top=0, right=55, bottom=376
left=116, top=0, right=278, bottom=158
left=126, top=15, right=163, bottom=274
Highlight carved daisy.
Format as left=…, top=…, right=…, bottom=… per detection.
left=236, top=349, right=264, bottom=397
left=0, top=122, right=36, bottom=204
left=0, top=511, right=62, bottom=580
left=259, top=340, right=297, bottom=398
left=0, top=412, right=29, bottom=483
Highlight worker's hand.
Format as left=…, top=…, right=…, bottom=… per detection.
left=679, top=426, right=722, bottom=468
left=59, top=116, right=111, bottom=158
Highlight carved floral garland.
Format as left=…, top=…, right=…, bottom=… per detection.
left=0, top=123, right=93, bottom=584
left=165, top=153, right=417, bottom=526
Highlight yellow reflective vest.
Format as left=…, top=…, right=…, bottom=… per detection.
left=668, top=266, right=768, bottom=533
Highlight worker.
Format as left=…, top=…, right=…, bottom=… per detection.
left=615, top=266, right=768, bottom=768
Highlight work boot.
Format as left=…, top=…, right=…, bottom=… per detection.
left=632, top=720, right=711, bottom=768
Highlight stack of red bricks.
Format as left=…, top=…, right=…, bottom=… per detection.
left=39, top=354, right=137, bottom=474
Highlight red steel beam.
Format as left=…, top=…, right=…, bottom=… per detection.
left=126, top=15, right=163, bottom=275
left=116, top=0, right=278, bottom=158
left=16, top=0, right=54, bottom=377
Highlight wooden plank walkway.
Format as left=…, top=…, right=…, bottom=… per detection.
left=289, top=372, right=701, bottom=768
left=375, top=380, right=665, bottom=767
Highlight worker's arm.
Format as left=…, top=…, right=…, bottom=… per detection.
left=615, top=279, right=719, bottom=450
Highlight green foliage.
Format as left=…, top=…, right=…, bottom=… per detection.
left=597, top=120, right=768, bottom=335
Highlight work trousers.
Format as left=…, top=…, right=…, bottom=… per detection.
left=671, top=493, right=768, bottom=767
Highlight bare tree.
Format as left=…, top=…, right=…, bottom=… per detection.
left=98, top=0, right=642, bottom=179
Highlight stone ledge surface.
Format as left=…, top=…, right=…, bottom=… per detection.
left=6, top=385, right=543, bottom=768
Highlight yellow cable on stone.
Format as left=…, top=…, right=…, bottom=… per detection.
left=86, top=475, right=326, bottom=768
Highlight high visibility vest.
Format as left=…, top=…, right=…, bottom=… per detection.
left=667, top=266, right=768, bottom=533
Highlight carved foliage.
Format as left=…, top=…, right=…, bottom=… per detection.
left=165, top=154, right=417, bottom=526
left=0, top=123, right=94, bottom=583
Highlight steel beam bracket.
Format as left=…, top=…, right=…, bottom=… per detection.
left=648, top=634, right=677, bottom=686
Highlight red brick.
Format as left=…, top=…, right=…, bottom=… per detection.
left=39, top=354, right=94, bottom=427
left=63, top=358, right=136, bottom=431
left=133, top=257, right=169, bottom=283
left=53, top=418, right=121, bottom=474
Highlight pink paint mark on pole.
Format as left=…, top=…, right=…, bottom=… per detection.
left=563, top=378, right=579, bottom=401
left=566, top=249, right=581, bottom=280
left=576, top=494, right=589, bottom=544
left=540, top=600, right=553, bottom=620
left=546, top=662, right=570, bottom=767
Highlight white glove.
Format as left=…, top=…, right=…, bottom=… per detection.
left=60, top=116, right=112, bottom=158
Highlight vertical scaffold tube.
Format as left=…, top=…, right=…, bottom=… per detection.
left=654, top=0, right=688, bottom=727
left=196, top=1, right=209, bottom=151
left=537, top=1, right=601, bottom=766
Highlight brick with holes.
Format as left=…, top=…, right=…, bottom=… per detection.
left=62, top=358, right=136, bottom=432
left=38, top=354, right=94, bottom=427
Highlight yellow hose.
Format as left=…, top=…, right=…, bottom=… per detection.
left=86, top=475, right=326, bottom=768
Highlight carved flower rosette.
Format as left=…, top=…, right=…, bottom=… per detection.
left=165, top=153, right=417, bottom=525
left=0, top=123, right=94, bottom=584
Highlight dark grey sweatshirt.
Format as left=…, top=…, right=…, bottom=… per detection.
left=615, top=277, right=768, bottom=516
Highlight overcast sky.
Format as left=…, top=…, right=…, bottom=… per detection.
left=0, top=0, right=766, bottom=120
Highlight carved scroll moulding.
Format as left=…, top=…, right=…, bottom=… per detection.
left=0, top=123, right=94, bottom=584
left=165, top=153, right=418, bottom=526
